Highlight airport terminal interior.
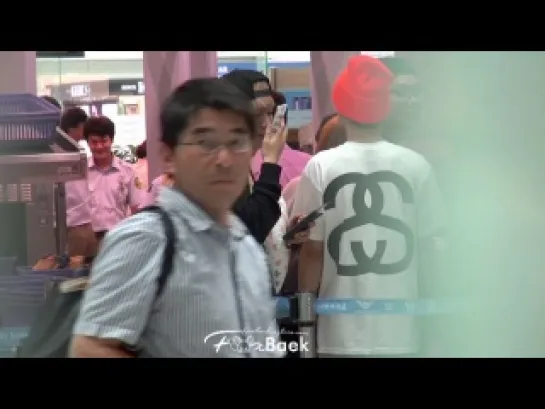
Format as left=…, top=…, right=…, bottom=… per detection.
left=1, top=50, right=544, bottom=358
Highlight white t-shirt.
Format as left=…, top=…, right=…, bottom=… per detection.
left=292, top=140, right=444, bottom=356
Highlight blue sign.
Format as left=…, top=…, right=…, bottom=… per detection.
left=217, top=62, right=258, bottom=77
left=216, top=61, right=313, bottom=129
left=267, top=62, right=309, bottom=69
left=282, top=89, right=312, bottom=129
left=216, top=61, right=310, bottom=77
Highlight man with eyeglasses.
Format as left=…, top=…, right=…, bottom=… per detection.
left=71, top=77, right=282, bottom=357
left=146, top=70, right=287, bottom=245
left=146, top=128, right=265, bottom=205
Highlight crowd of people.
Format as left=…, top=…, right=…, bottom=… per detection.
left=44, top=54, right=444, bottom=357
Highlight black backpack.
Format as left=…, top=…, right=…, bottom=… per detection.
left=16, top=206, right=176, bottom=358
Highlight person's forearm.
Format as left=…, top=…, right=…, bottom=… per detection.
left=263, top=153, right=280, bottom=164
left=233, top=163, right=281, bottom=243
left=70, top=336, right=134, bottom=358
left=298, top=243, right=324, bottom=293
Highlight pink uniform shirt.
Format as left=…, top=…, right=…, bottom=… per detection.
left=65, top=179, right=93, bottom=228
left=251, top=145, right=311, bottom=189
left=88, top=156, right=146, bottom=232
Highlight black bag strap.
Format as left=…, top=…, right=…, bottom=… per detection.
left=125, top=205, right=177, bottom=357
left=138, top=205, right=176, bottom=299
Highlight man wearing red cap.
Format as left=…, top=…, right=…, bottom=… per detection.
left=293, top=55, right=445, bottom=357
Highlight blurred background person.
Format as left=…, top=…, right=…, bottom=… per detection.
left=379, top=57, right=420, bottom=146
left=313, top=114, right=338, bottom=150
left=297, top=123, right=314, bottom=154
left=315, top=114, right=347, bottom=153
left=383, top=57, right=452, bottom=186
left=282, top=114, right=346, bottom=216
left=146, top=171, right=174, bottom=206
left=133, top=141, right=149, bottom=191
left=60, top=106, right=91, bottom=157
left=85, top=116, right=146, bottom=243
left=40, top=95, right=62, bottom=110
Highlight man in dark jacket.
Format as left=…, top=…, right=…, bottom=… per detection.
left=222, top=70, right=285, bottom=243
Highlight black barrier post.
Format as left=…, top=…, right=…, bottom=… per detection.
left=290, top=293, right=316, bottom=358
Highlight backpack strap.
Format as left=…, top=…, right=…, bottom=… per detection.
left=138, top=205, right=176, bottom=299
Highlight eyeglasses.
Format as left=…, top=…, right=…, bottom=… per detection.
left=178, top=137, right=252, bottom=154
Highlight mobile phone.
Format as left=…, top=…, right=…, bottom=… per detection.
left=283, top=202, right=330, bottom=242
left=270, top=104, right=287, bottom=134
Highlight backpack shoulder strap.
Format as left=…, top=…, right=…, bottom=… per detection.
left=138, top=205, right=176, bottom=298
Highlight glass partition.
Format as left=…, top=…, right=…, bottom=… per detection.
left=37, top=54, right=145, bottom=148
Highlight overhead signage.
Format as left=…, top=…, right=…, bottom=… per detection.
left=108, top=79, right=145, bottom=96
left=37, top=51, right=85, bottom=58
left=69, top=84, right=90, bottom=98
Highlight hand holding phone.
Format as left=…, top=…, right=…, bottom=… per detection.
left=283, top=202, right=330, bottom=243
left=262, top=103, right=287, bottom=164
left=270, top=104, right=287, bottom=135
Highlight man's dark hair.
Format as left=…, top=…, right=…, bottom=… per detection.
left=315, top=113, right=337, bottom=143
left=379, top=57, right=416, bottom=76
left=160, top=77, right=257, bottom=149
left=271, top=90, right=288, bottom=126
left=41, top=95, right=62, bottom=110
left=60, top=107, right=88, bottom=133
left=84, top=116, right=115, bottom=141
left=136, top=141, right=147, bottom=159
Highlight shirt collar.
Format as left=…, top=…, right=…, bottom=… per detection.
left=158, top=187, right=247, bottom=238
left=88, top=155, right=122, bottom=170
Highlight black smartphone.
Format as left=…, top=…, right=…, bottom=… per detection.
left=283, top=202, right=330, bottom=242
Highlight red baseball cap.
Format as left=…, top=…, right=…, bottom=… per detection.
left=332, top=55, right=394, bottom=124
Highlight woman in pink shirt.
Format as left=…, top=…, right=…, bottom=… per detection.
left=282, top=114, right=346, bottom=215
left=132, top=141, right=149, bottom=191
left=146, top=172, right=173, bottom=206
